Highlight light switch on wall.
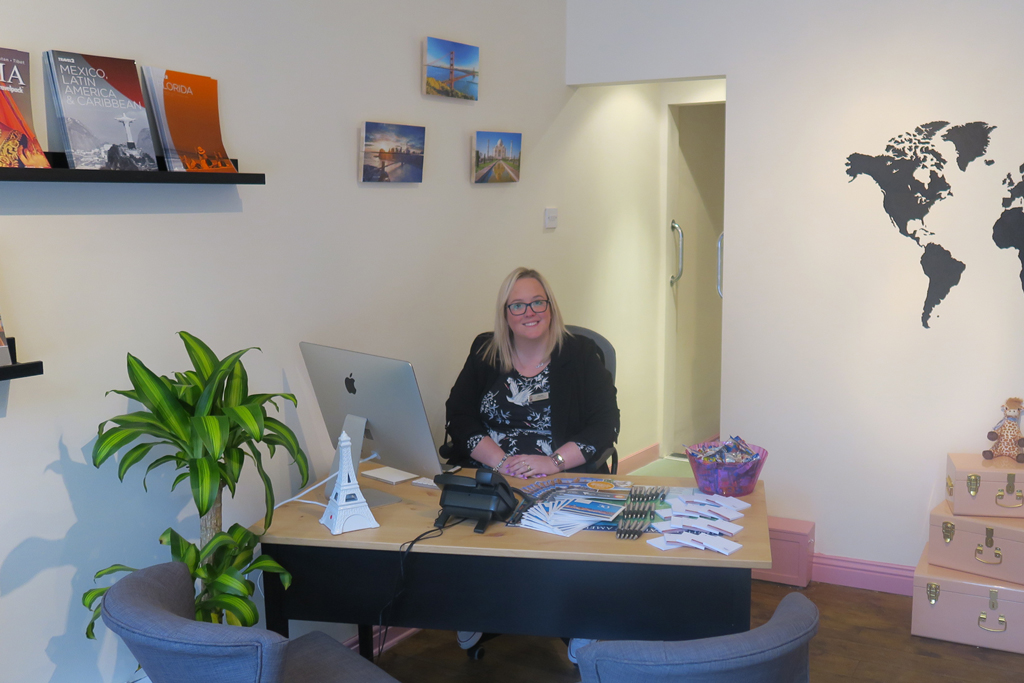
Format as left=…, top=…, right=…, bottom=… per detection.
left=544, top=207, right=558, bottom=229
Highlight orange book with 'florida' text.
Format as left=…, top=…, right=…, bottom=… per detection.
left=143, top=67, right=234, bottom=173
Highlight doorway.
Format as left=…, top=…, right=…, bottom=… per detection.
left=664, top=102, right=725, bottom=457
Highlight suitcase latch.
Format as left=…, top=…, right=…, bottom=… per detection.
left=942, top=522, right=955, bottom=543
left=926, top=583, right=940, bottom=604
left=986, top=527, right=994, bottom=548
left=990, top=589, right=999, bottom=610
left=996, top=473, right=1023, bottom=508
left=946, top=475, right=953, bottom=497
left=967, top=474, right=980, bottom=497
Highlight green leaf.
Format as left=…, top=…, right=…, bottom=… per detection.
left=196, top=595, right=258, bottom=627
left=195, top=348, right=257, bottom=418
left=249, top=446, right=277, bottom=529
left=192, top=415, right=231, bottom=458
left=189, top=455, right=221, bottom=517
left=85, top=604, right=102, bottom=639
left=143, top=454, right=186, bottom=491
left=126, top=353, right=192, bottom=443
left=117, top=442, right=157, bottom=481
left=223, top=447, right=244, bottom=484
left=249, top=393, right=298, bottom=411
left=198, top=532, right=239, bottom=564
left=159, top=528, right=200, bottom=574
left=93, top=564, right=137, bottom=580
left=218, top=462, right=238, bottom=497
left=178, top=331, right=219, bottom=382
left=207, top=567, right=250, bottom=597
left=82, top=586, right=108, bottom=609
left=244, top=554, right=292, bottom=589
left=107, top=412, right=177, bottom=440
left=170, top=471, right=189, bottom=491
left=226, top=522, right=259, bottom=549
left=224, top=360, right=249, bottom=408
left=92, top=427, right=143, bottom=468
left=224, top=404, right=264, bottom=441
left=105, top=388, right=140, bottom=402
left=264, top=418, right=309, bottom=486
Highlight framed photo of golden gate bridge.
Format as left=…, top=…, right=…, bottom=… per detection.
left=423, top=37, right=479, bottom=101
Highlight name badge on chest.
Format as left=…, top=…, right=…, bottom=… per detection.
left=529, top=392, right=550, bottom=403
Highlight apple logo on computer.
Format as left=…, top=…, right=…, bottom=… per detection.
left=345, top=373, right=357, bottom=395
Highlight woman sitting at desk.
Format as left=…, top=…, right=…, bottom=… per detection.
left=445, top=267, right=619, bottom=479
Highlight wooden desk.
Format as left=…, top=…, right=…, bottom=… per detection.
left=254, top=471, right=771, bottom=658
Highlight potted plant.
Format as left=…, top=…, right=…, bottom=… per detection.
left=83, top=332, right=310, bottom=635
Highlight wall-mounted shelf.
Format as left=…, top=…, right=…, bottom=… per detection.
left=0, top=338, right=44, bottom=381
left=0, top=153, right=265, bottom=185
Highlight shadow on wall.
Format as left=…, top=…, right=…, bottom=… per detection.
left=0, top=182, right=243, bottom=216
left=0, top=438, right=195, bottom=683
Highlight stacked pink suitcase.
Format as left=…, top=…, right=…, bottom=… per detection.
left=911, top=454, right=1024, bottom=653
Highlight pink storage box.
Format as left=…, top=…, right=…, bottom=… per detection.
left=946, top=453, right=1024, bottom=518
left=751, top=516, right=814, bottom=587
left=928, top=500, right=1024, bottom=584
left=912, top=544, right=1024, bottom=654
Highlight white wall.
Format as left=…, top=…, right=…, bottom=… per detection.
left=568, top=0, right=1024, bottom=567
left=0, top=2, right=676, bottom=681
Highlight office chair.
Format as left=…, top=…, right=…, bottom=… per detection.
left=575, top=592, right=819, bottom=683
left=565, top=325, right=618, bottom=474
left=101, top=562, right=400, bottom=683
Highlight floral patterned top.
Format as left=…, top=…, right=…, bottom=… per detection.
left=467, top=367, right=596, bottom=458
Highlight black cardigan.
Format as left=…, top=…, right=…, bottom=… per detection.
left=444, top=332, right=620, bottom=470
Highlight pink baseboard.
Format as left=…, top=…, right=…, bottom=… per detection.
left=811, top=553, right=914, bottom=596
left=343, top=626, right=419, bottom=653
left=619, top=443, right=660, bottom=473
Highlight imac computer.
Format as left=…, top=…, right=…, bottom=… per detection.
left=299, top=341, right=445, bottom=508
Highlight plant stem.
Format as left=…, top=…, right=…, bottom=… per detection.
left=200, top=487, right=224, bottom=548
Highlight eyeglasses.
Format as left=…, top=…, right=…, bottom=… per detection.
left=507, top=300, right=550, bottom=315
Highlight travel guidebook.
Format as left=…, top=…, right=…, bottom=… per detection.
left=142, top=67, right=235, bottom=173
left=0, top=48, right=49, bottom=168
left=43, top=50, right=158, bottom=170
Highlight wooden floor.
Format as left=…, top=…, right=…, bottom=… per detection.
left=373, top=580, right=1024, bottom=682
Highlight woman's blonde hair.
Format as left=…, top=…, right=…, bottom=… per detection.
left=483, top=267, right=568, bottom=373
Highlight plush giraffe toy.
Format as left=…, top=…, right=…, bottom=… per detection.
left=984, top=397, right=1024, bottom=462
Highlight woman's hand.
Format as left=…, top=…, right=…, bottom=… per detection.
left=503, top=454, right=559, bottom=479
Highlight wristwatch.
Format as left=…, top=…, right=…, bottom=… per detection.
left=550, top=451, right=566, bottom=471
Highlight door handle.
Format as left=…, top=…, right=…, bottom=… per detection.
left=670, top=220, right=683, bottom=286
left=717, top=233, right=724, bottom=298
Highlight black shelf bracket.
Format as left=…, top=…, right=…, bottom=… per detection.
left=0, top=337, right=44, bottom=381
left=0, top=153, right=265, bottom=185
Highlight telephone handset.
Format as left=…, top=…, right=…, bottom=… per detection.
left=433, top=469, right=528, bottom=533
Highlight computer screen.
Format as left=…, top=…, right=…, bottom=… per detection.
left=300, top=342, right=445, bottom=487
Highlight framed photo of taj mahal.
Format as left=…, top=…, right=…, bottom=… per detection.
left=473, top=131, right=521, bottom=183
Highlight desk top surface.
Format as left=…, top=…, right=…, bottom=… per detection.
left=254, top=469, right=772, bottom=569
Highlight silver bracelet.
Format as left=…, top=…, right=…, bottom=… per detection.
left=494, top=454, right=511, bottom=472
left=550, top=451, right=566, bottom=471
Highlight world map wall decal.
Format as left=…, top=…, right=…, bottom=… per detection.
left=842, top=120, right=1024, bottom=328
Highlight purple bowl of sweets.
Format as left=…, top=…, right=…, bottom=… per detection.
left=685, top=437, right=768, bottom=497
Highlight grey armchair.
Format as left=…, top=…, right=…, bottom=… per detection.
left=575, top=592, right=819, bottom=683
left=101, top=561, right=399, bottom=683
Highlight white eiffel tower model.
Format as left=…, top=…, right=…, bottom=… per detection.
left=320, top=431, right=379, bottom=534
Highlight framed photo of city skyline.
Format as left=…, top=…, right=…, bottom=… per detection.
left=473, top=131, right=521, bottom=183
left=360, top=121, right=425, bottom=183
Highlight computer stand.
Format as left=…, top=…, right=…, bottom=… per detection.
left=336, top=414, right=401, bottom=509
